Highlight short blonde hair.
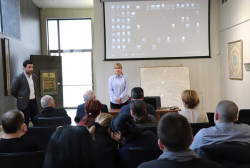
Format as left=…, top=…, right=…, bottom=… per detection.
left=181, top=90, right=200, bottom=109
left=114, top=63, right=122, bottom=69
left=88, top=113, right=113, bottom=140
left=114, top=63, right=123, bottom=75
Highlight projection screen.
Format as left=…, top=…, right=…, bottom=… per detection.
left=104, top=0, right=210, bottom=60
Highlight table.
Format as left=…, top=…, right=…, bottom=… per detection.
left=109, top=107, right=181, bottom=121
left=155, top=108, right=181, bottom=121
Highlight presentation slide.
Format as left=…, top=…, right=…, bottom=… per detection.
left=104, top=0, right=210, bottom=60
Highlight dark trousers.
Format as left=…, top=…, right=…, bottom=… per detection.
left=110, top=101, right=128, bottom=109
left=19, top=99, right=39, bottom=126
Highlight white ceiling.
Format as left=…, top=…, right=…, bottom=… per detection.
left=32, top=0, right=93, bottom=9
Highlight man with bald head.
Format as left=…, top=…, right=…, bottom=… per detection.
left=191, top=100, right=250, bottom=150
left=33, top=95, right=69, bottom=126
left=74, top=90, right=108, bottom=123
left=0, top=109, right=40, bottom=153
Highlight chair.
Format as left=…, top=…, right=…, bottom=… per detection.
left=125, top=147, right=162, bottom=168
left=0, top=151, right=45, bottom=168
left=196, top=142, right=250, bottom=168
left=206, top=112, right=215, bottom=126
left=37, top=116, right=71, bottom=127
left=20, top=126, right=57, bottom=154
left=145, top=96, right=161, bottom=108
left=136, top=123, right=158, bottom=136
left=138, top=126, right=157, bottom=136
left=190, top=123, right=211, bottom=136
left=144, top=97, right=157, bottom=109
left=238, top=109, right=250, bottom=125
left=96, top=148, right=116, bottom=168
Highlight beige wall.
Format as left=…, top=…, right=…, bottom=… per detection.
left=40, top=8, right=94, bottom=55
left=94, top=0, right=221, bottom=111
left=220, top=0, right=250, bottom=109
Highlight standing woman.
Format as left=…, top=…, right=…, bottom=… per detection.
left=109, top=63, right=129, bottom=109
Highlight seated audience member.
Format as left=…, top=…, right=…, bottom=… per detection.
left=89, top=113, right=117, bottom=150
left=43, top=126, right=95, bottom=168
left=179, top=90, right=208, bottom=123
left=191, top=100, right=250, bottom=150
left=78, top=100, right=102, bottom=128
left=110, top=113, right=159, bottom=167
left=33, top=95, right=69, bottom=126
left=120, top=87, right=157, bottom=118
left=130, top=99, right=157, bottom=129
left=0, top=109, right=40, bottom=153
left=75, top=90, right=108, bottom=123
left=138, top=113, right=223, bottom=168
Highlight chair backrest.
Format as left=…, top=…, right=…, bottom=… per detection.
left=125, top=147, right=162, bottom=168
left=206, top=112, right=215, bottom=126
left=136, top=124, right=158, bottom=136
left=96, top=148, right=115, bottom=168
left=0, top=151, right=45, bottom=168
left=20, top=126, right=57, bottom=154
left=190, top=123, right=211, bottom=136
left=37, top=116, right=71, bottom=127
left=145, top=96, right=161, bottom=108
left=196, top=142, right=250, bottom=168
left=144, top=97, right=157, bottom=109
left=238, top=109, right=250, bottom=125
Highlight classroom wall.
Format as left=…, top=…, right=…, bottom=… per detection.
left=94, top=0, right=221, bottom=112
left=220, top=0, right=250, bottom=109
left=0, top=0, right=41, bottom=123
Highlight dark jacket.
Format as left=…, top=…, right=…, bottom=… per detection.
left=119, top=130, right=159, bottom=167
left=74, top=103, right=108, bottom=123
left=11, top=72, right=37, bottom=109
left=135, top=114, right=158, bottom=135
left=94, top=128, right=118, bottom=168
left=138, top=158, right=223, bottom=168
left=195, top=142, right=250, bottom=168
left=33, top=107, right=69, bottom=126
left=94, top=127, right=118, bottom=150
left=120, top=103, right=157, bottom=118
left=0, top=138, right=40, bottom=153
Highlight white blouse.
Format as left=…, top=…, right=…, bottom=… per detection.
left=179, top=108, right=209, bottom=123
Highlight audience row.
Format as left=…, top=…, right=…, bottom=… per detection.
left=1, top=87, right=250, bottom=168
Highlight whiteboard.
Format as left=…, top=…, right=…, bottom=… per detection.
left=140, top=67, right=190, bottom=110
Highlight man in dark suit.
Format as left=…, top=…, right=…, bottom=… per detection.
left=33, top=95, right=69, bottom=126
left=11, top=60, right=39, bottom=126
left=120, top=87, right=157, bottom=118
left=74, top=90, right=108, bottom=123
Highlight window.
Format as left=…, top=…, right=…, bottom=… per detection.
left=47, top=19, right=93, bottom=108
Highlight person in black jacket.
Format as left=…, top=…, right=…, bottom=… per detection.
left=138, top=113, right=223, bottom=168
left=130, top=99, right=158, bottom=130
left=0, top=109, right=40, bottom=153
left=110, top=113, right=159, bottom=167
left=33, top=95, right=69, bottom=126
left=89, top=113, right=117, bottom=149
left=43, top=126, right=95, bottom=168
left=89, top=113, right=118, bottom=168
left=120, top=87, right=157, bottom=118
left=75, top=90, right=108, bottom=123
